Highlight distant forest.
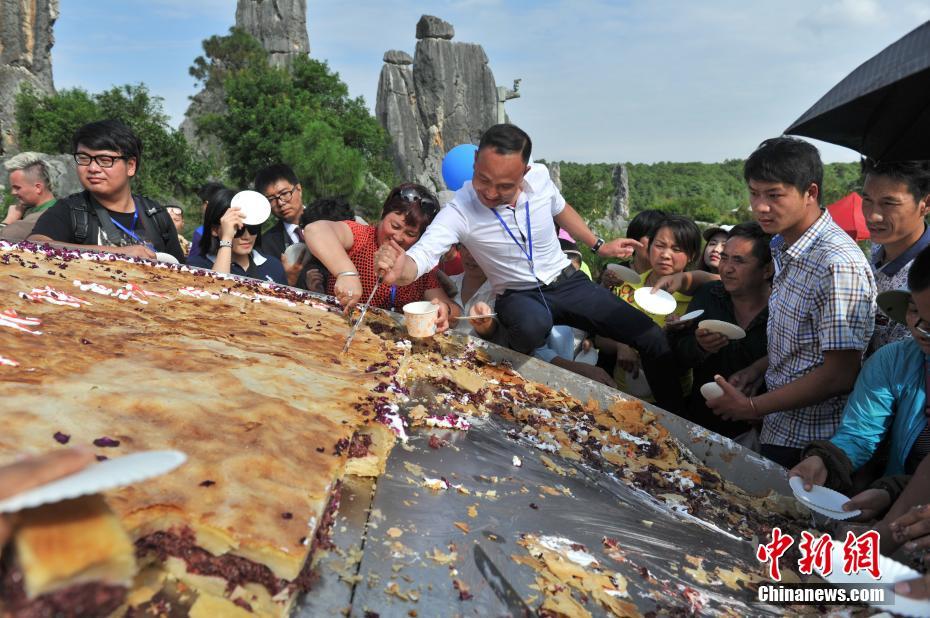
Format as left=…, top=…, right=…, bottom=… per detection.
left=556, top=160, right=863, bottom=227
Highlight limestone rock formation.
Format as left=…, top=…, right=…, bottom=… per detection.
left=548, top=161, right=562, bottom=192
left=235, top=0, right=310, bottom=68
left=182, top=0, right=310, bottom=155
left=416, top=15, right=454, bottom=40
left=383, top=50, right=413, bottom=65
left=376, top=15, right=517, bottom=191
left=0, top=0, right=59, bottom=154
left=597, top=163, right=631, bottom=233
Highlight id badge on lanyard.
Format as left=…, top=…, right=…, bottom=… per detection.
left=493, top=201, right=534, bottom=274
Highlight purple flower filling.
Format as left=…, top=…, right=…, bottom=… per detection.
left=93, top=437, right=120, bottom=448
left=96, top=455, right=108, bottom=462
left=53, top=431, right=71, bottom=444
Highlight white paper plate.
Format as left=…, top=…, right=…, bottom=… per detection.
left=0, top=450, right=187, bottom=513
left=633, top=287, right=677, bottom=316
left=699, top=381, right=724, bottom=401
left=284, top=242, right=310, bottom=267
left=231, top=190, right=272, bottom=226
left=678, top=309, right=705, bottom=322
left=788, top=476, right=861, bottom=519
left=819, top=543, right=930, bottom=617
left=155, top=252, right=179, bottom=264
left=606, top=263, right=641, bottom=284
left=698, top=319, right=746, bottom=340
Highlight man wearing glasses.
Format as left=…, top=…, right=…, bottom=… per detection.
left=28, top=120, right=184, bottom=262
left=254, top=164, right=306, bottom=284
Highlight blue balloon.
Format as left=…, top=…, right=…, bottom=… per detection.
left=441, top=144, right=478, bottom=191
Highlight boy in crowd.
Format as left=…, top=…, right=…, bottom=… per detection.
left=707, top=137, right=875, bottom=468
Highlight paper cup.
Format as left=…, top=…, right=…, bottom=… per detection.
left=699, top=381, right=724, bottom=401
left=403, top=301, right=439, bottom=338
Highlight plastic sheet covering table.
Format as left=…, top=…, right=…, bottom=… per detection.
left=291, top=329, right=799, bottom=617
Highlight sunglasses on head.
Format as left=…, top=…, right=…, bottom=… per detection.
left=234, top=224, right=262, bottom=238
left=396, top=187, right=439, bottom=215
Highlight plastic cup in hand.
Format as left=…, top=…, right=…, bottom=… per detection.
left=403, top=301, right=439, bottom=338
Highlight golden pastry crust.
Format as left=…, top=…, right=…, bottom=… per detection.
left=0, top=248, right=385, bottom=593
left=14, top=495, right=136, bottom=598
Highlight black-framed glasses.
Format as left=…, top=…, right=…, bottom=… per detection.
left=73, top=152, right=130, bottom=168
left=235, top=224, right=262, bottom=238
left=396, top=187, right=439, bottom=216
left=265, top=186, right=298, bottom=205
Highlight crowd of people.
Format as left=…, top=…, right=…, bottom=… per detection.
left=5, top=118, right=930, bottom=595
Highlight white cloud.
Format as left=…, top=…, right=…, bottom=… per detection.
left=807, top=0, right=885, bottom=30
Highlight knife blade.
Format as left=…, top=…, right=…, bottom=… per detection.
left=474, top=543, right=534, bottom=617
left=342, top=276, right=381, bottom=354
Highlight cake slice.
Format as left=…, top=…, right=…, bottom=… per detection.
left=0, top=495, right=136, bottom=618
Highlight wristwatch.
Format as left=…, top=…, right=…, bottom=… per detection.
left=218, top=240, right=233, bottom=249
left=591, top=237, right=605, bottom=253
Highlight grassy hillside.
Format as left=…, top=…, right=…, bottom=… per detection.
left=551, top=159, right=863, bottom=274
left=557, top=160, right=862, bottom=226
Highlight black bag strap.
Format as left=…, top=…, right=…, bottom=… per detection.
left=136, top=197, right=175, bottom=250
left=66, top=192, right=93, bottom=244
left=86, top=194, right=128, bottom=246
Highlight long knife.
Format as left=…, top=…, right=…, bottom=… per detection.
left=342, top=276, right=381, bottom=354
left=474, top=543, right=534, bottom=617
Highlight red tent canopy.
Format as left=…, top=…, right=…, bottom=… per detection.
left=827, top=192, right=869, bottom=241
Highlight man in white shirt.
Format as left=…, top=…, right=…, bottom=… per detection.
left=374, top=124, right=685, bottom=412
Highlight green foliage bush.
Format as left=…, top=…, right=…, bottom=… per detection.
left=556, top=159, right=862, bottom=275
left=558, top=160, right=861, bottom=226
left=15, top=84, right=212, bottom=202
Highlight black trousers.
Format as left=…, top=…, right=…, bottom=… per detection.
left=495, top=270, right=685, bottom=413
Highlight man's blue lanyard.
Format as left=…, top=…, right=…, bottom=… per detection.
left=492, top=201, right=533, bottom=268
left=492, top=200, right=551, bottom=316
left=109, top=199, right=143, bottom=244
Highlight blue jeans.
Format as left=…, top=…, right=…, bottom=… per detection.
left=496, top=270, right=685, bottom=413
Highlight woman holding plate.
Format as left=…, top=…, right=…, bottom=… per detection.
left=186, top=189, right=288, bottom=285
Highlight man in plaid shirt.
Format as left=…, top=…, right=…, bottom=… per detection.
left=707, top=137, right=876, bottom=468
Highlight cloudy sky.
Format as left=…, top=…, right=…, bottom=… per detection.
left=54, top=0, right=929, bottom=163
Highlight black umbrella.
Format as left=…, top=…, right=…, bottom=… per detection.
left=785, top=21, right=930, bottom=161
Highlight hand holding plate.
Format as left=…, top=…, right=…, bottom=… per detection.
left=788, top=455, right=828, bottom=491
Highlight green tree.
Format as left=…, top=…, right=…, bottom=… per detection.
left=192, top=29, right=395, bottom=212
left=15, top=84, right=211, bottom=201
